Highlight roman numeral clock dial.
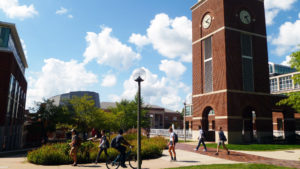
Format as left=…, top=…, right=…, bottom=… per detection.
left=240, top=10, right=251, bottom=24
left=202, top=14, right=212, bottom=29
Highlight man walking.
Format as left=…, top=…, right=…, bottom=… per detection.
left=194, top=125, right=207, bottom=152
left=215, top=126, right=230, bottom=155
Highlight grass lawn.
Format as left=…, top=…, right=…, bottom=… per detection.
left=167, top=164, right=295, bottom=169
left=204, top=143, right=300, bottom=151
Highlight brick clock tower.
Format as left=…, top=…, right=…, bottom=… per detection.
left=191, top=0, right=273, bottom=143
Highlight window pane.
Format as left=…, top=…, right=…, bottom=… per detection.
left=204, top=60, right=213, bottom=93
left=241, top=34, right=252, bottom=57
left=0, top=27, right=11, bottom=47
left=242, top=58, right=254, bottom=91
left=204, top=36, right=212, bottom=60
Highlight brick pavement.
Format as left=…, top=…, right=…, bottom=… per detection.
left=176, top=143, right=300, bottom=169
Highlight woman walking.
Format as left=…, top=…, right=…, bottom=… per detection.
left=215, top=126, right=230, bottom=155
left=168, top=127, right=176, bottom=161
left=95, top=130, right=109, bottom=164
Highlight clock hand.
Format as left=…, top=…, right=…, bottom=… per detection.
left=244, top=16, right=250, bottom=23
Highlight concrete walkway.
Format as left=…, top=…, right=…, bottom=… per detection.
left=235, top=149, right=300, bottom=161
left=176, top=143, right=300, bottom=169
left=0, top=149, right=239, bottom=169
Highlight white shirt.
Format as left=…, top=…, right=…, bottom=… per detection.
left=170, top=132, right=174, bottom=141
left=199, top=129, right=204, bottom=139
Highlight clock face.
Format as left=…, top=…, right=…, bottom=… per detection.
left=202, top=14, right=212, bottom=29
left=240, top=10, right=251, bottom=24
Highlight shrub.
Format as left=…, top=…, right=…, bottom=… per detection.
left=27, top=136, right=167, bottom=165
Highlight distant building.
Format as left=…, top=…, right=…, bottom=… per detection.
left=49, top=91, right=100, bottom=108
left=269, top=62, right=297, bottom=77
left=270, top=72, right=300, bottom=94
left=100, top=102, right=183, bottom=129
left=0, top=22, right=28, bottom=151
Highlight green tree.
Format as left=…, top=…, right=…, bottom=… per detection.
left=110, top=94, right=150, bottom=131
left=278, top=49, right=300, bottom=113
left=34, top=99, right=64, bottom=142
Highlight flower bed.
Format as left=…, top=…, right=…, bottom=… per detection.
left=27, top=135, right=167, bottom=165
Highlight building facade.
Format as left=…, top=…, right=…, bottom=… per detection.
left=270, top=72, right=300, bottom=94
left=191, top=0, right=275, bottom=143
left=0, top=22, right=28, bottom=151
left=49, top=91, right=100, bottom=108
left=100, top=102, right=182, bottom=129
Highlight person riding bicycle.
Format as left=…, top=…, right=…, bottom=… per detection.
left=113, top=129, right=132, bottom=168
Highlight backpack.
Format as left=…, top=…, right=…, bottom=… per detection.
left=174, top=133, right=178, bottom=143
left=110, top=137, right=117, bottom=148
left=75, top=136, right=82, bottom=146
left=105, top=138, right=110, bottom=148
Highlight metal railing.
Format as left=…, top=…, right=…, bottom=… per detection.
left=150, top=129, right=193, bottom=139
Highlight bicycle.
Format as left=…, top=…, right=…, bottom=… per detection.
left=106, top=147, right=142, bottom=169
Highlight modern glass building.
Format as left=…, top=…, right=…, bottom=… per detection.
left=269, top=62, right=297, bottom=76
left=0, top=21, right=28, bottom=151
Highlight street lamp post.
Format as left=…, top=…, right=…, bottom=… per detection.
left=183, top=102, right=186, bottom=142
left=134, top=68, right=145, bottom=169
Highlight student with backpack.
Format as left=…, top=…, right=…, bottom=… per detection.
left=215, top=126, right=230, bottom=155
left=69, top=129, right=79, bottom=166
left=95, top=130, right=110, bottom=164
left=194, top=125, right=207, bottom=152
left=111, top=129, right=132, bottom=168
left=168, top=127, right=177, bottom=161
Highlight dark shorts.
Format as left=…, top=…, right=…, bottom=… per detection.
left=218, top=140, right=225, bottom=146
left=169, top=141, right=175, bottom=147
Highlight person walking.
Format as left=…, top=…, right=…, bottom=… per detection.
left=168, top=127, right=176, bottom=161
left=112, top=129, right=132, bottom=168
left=95, top=130, right=109, bottom=164
left=194, top=125, right=207, bottom=152
left=215, top=126, right=230, bottom=155
left=69, top=129, right=79, bottom=166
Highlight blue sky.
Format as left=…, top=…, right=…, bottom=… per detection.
left=0, top=0, right=299, bottom=111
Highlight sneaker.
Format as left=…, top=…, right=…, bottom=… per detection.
left=215, top=152, right=219, bottom=155
left=72, top=163, right=77, bottom=166
left=174, top=157, right=177, bottom=161
left=170, top=156, right=173, bottom=161
left=94, top=161, right=97, bottom=164
left=203, top=149, right=207, bottom=152
left=227, top=151, right=230, bottom=155
left=194, top=148, right=198, bottom=151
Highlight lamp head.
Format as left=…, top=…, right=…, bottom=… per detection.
left=133, top=68, right=146, bottom=82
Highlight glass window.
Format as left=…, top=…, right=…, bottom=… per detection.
left=279, top=75, right=292, bottom=91
left=173, top=116, right=177, bottom=121
left=0, top=27, right=10, bottom=47
left=241, top=34, right=254, bottom=91
left=208, top=109, right=215, bottom=115
left=204, top=36, right=213, bottom=93
left=185, top=105, right=192, bottom=116
left=277, top=118, right=283, bottom=130
left=270, top=78, right=278, bottom=92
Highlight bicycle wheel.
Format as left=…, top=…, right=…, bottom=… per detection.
left=127, top=156, right=142, bottom=169
left=106, top=158, right=120, bottom=169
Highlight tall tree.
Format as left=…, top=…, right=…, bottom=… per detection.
left=278, top=49, right=300, bottom=113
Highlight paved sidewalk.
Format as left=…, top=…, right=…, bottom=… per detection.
left=235, top=149, right=300, bottom=161
left=176, top=143, right=300, bottom=169
left=0, top=149, right=238, bottom=169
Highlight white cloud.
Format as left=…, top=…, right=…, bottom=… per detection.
left=26, top=58, right=98, bottom=108
left=68, top=14, right=73, bottom=19
left=101, top=74, right=117, bottom=87
left=159, top=60, right=186, bottom=79
left=264, top=0, right=296, bottom=25
left=121, top=67, right=190, bottom=111
left=272, top=20, right=300, bottom=56
left=128, top=33, right=151, bottom=48
left=0, top=0, right=38, bottom=20
left=83, top=26, right=141, bottom=69
left=55, top=7, right=68, bottom=15
left=129, top=13, right=192, bottom=62
left=281, top=55, right=291, bottom=66
left=298, top=13, right=300, bottom=19
left=20, top=39, right=28, bottom=58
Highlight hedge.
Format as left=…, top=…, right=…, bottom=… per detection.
left=27, top=135, right=167, bottom=165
